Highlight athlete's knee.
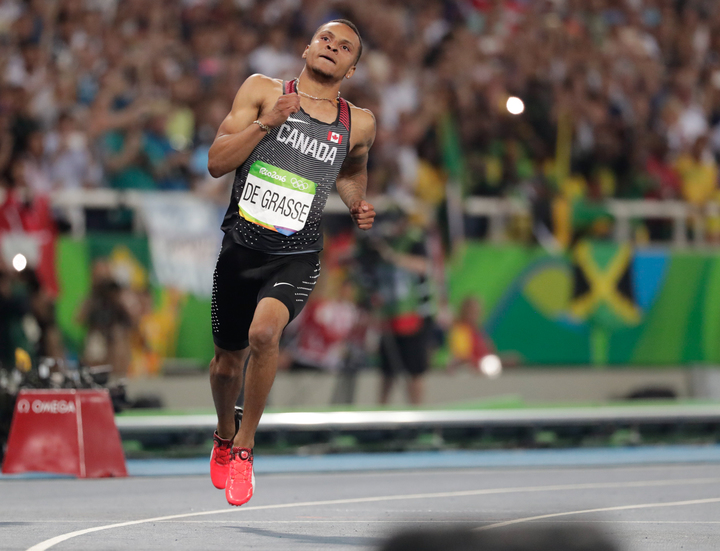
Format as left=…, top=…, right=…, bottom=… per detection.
left=248, top=322, right=281, bottom=352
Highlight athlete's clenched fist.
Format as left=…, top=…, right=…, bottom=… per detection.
left=259, top=93, right=301, bottom=128
left=350, top=200, right=376, bottom=231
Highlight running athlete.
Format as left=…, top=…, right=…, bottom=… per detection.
left=206, top=19, right=375, bottom=506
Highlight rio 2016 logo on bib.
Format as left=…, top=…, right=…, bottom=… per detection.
left=239, top=161, right=317, bottom=236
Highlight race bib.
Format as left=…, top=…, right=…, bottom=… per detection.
left=238, top=161, right=317, bottom=236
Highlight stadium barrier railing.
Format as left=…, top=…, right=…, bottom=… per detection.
left=50, top=189, right=720, bottom=247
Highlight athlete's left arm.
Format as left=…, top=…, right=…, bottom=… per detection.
left=336, top=108, right=376, bottom=231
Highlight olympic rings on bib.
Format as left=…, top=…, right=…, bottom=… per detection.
left=290, top=177, right=310, bottom=191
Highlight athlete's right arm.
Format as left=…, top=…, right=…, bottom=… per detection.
left=207, top=74, right=300, bottom=178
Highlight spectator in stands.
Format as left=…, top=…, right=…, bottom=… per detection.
left=45, top=111, right=101, bottom=190
left=6, top=41, right=56, bottom=129
left=0, top=108, right=15, bottom=178
left=141, top=107, right=191, bottom=191
left=1, top=85, right=36, bottom=158
left=2, top=0, right=720, bottom=247
left=662, top=95, right=709, bottom=155
left=101, top=119, right=156, bottom=191
left=92, top=69, right=156, bottom=191
left=190, top=97, right=234, bottom=204
left=675, top=134, right=718, bottom=208
left=674, top=134, right=720, bottom=242
left=644, top=134, right=682, bottom=200
left=20, top=128, right=53, bottom=195
left=247, top=26, right=302, bottom=81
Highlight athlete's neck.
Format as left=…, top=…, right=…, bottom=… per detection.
left=296, top=69, right=341, bottom=103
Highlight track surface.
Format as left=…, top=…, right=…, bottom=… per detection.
left=2, top=460, right=720, bottom=551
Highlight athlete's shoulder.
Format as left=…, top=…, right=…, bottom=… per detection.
left=346, top=101, right=376, bottom=143
left=230, top=74, right=284, bottom=110
left=242, top=73, right=284, bottom=93
left=346, top=101, right=375, bottom=127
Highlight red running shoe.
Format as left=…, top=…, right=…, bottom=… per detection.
left=210, top=407, right=243, bottom=489
left=225, top=447, right=255, bottom=506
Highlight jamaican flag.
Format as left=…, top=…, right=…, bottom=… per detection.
left=570, top=240, right=641, bottom=330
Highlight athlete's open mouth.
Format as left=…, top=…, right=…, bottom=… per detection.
left=319, top=54, right=336, bottom=64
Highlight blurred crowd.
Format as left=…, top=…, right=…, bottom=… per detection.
left=1, top=0, right=720, bottom=217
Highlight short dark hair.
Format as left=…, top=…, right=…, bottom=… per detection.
left=315, top=18, right=363, bottom=65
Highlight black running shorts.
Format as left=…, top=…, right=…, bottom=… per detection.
left=211, top=233, right=320, bottom=351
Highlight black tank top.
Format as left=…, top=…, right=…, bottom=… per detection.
left=222, top=79, right=352, bottom=254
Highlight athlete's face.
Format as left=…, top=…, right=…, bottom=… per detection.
left=303, top=23, right=359, bottom=80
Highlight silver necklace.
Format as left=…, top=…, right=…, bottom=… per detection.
left=295, top=79, right=340, bottom=103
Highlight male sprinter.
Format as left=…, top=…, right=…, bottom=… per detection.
left=207, top=19, right=376, bottom=506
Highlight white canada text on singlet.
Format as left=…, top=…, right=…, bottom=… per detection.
left=276, top=124, right=338, bottom=166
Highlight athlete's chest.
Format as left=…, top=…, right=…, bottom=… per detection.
left=267, top=112, right=349, bottom=169
left=236, top=108, right=349, bottom=236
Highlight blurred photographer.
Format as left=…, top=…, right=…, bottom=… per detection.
left=360, top=207, right=434, bottom=405
left=77, top=259, right=134, bottom=378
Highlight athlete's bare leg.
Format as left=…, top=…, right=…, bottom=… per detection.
left=210, top=346, right=249, bottom=440
left=233, top=297, right=289, bottom=449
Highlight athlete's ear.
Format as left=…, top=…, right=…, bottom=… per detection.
left=302, top=45, right=310, bottom=59
left=345, top=65, right=356, bottom=79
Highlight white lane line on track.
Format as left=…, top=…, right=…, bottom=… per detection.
left=475, top=497, right=720, bottom=531
left=543, top=520, right=720, bottom=524
left=26, top=477, right=720, bottom=551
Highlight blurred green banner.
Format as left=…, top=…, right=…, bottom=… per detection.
left=449, top=240, right=720, bottom=366
left=57, top=235, right=720, bottom=368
